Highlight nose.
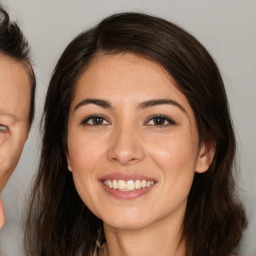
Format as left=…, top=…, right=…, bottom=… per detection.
left=107, top=124, right=145, bottom=166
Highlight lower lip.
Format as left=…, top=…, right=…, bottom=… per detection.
left=100, top=182, right=155, bottom=200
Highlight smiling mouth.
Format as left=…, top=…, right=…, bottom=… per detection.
left=102, top=179, right=155, bottom=191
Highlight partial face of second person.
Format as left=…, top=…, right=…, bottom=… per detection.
left=0, top=55, right=30, bottom=228
left=66, top=53, right=212, bottom=232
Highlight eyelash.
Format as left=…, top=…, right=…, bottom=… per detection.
left=81, top=114, right=176, bottom=127
left=145, top=115, right=176, bottom=127
left=81, top=115, right=110, bottom=126
left=0, top=124, right=9, bottom=133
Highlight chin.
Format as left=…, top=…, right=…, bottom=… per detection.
left=106, top=220, right=149, bottom=231
left=102, top=211, right=152, bottom=231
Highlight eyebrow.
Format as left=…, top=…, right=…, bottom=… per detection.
left=137, top=99, right=186, bottom=113
left=74, top=98, right=187, bottom=115
left=74, top=99, right=112, bottom=112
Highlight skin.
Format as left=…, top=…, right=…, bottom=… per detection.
left=0, top=55, right=30, bottom=228
left=66, top=53, right=214, bottom=256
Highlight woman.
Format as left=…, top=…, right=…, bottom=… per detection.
left=25, top=13, right=246, bottom=256
left=0, top=5, right=36, bottom=228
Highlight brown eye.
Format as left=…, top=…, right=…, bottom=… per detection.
left=146, top=115, right=176, bottom=127
left=153, top=117, right=166, bottom=125
left=82, top=115, right=110, bottom=126
left=92, top=117, right=104, bottom=125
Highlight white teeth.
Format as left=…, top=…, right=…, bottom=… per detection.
left=126, top=180, right=135, bottom=190
left=135, top=180, right=142, bottom=189
left=117, top=180, right=126, bottom=190
left=103, top=179, right=155, bottom=191
left=113, top=180, right=118, bottom=189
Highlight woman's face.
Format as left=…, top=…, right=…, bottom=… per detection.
left=67, top=53, right=211, bottom=231
left=0, top=55, right=30, bottom=228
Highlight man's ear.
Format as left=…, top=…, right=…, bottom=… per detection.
left=65, top=151, right=72, bottom=172
left=195, top=142, right=215, bottom=174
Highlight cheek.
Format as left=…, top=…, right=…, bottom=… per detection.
left=68, top=132, right=107, bottom=176
left=145, top=135, right=198, bottom=216
left=67, top=132, right=107, bottom=215
left=0, top=137, right=25, bottom=190
left=0, top=138, right=13, bottom=172
left=148, top=132, right=199, bottom=193
left=150, top=133, right=198, bottom=168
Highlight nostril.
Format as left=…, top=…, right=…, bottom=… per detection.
left=110, top=153, right=144, bottom=166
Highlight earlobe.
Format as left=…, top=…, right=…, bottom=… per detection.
left=65, top=151, right=72, bottom=172
left=67, top=165, right=72, bottom=172
left=195, top=143, right=215, bottom=174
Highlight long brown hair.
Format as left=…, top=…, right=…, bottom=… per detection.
left=24, top=12, right=247, bottom=256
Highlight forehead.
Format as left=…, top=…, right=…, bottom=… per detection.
left=73, top=53, right=192, bottom=112
left=0, top=55, right=31, bottom=121
left=75, top=54, right=182, bottom=99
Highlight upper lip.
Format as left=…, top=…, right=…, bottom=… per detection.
left=99, top=173, right=156, bottom=182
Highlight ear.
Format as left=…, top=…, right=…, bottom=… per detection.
left=0, top=199, right=5, bottom=229
left=195, top=142, right=215, bottom=174
left=65, top=151, right=72, bottom=172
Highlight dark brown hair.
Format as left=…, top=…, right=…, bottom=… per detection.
left=0, top=5, right=36, bottom=124
left=25, top=12, right=247, bottom=256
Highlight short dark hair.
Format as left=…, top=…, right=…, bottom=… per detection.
left=25, top=12, right=247, bottom=256
left=0, top=5, right=36, bottom=124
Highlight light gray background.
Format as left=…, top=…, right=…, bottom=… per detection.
left=0, top=0, right=255, bottom=255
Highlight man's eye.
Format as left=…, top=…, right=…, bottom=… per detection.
left=82, top=115, right=110, bottom=126
left=146, top=115, right=176, bottom=126
left=0, top=125, right=9, bottom=133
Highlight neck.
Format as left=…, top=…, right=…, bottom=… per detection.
left=102, top=213, right=186, bottom=256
